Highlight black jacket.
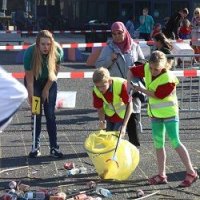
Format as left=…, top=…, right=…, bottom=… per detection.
left=163, top=12, right=182, bottom=39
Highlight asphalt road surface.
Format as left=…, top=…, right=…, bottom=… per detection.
left=0, top=39, right=200, bottom=199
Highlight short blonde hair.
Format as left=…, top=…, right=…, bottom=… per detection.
left=149, top=50, right=172, bottom=70
left=93, top=67, right=110, bottom=83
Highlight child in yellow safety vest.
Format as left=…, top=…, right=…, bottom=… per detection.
left=127, top=50, right=198, bottom=187
left=92, top=67, right=133, bottom=138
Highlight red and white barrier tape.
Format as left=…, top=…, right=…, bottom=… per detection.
left=0, top=30, right=111, bottom=34
left=9, top=71, right=94, bottom=79
left=0, top=43, right=107, bottom=50
left=9, top=70, right=200, bottom=79
left=1, top=38, right=200, bottom=51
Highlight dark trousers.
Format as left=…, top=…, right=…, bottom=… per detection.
left=127, top=113, right=140, bottom=147
left=33, top=79, right=58, bottom=149
left=139, top=33, right=151, bottom=41
left=25, top=78, right=58, bottom=149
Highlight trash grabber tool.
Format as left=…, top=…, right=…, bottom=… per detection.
left=105, top=89, right=133, bottom=168
left=31, top=96, right=41, bottom=150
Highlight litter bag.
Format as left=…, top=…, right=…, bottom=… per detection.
left=84, top=130, right=140, bottom=180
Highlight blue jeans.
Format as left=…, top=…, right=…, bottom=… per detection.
left=26, top=78, right=58, bottom=149
left=106, top=120, right=123, bottom=132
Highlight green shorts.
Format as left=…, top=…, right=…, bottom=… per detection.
left=151, top=116, right=181, bottom=149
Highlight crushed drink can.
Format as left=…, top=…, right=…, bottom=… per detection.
left=9, top=181, right=17, bottom=189
left=49, top=192, right=66, bottom=200
left=87, top=181, right=96, bottom=189
left=63, top=162, right=75, bottom=170
left=74, top=193, right=87, bottom=200
left=17, top=184, right=30, bottom=192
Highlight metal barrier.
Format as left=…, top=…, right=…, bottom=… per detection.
left=167, top=54, right=200, bottom=111
left=168, top=54, right=199, bottom=69
left=177, top=75, right=200, bottom=111
left=9, top=69, right=200, bottom=112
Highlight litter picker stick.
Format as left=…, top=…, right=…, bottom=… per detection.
left=106, top=89, right=133, bottom=166
left=0, top=166, right=29, bottom=174
left=31, top=96, right=41, bottom=150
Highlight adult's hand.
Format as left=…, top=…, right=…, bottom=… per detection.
left=42, top=87, right=49, bottom=103
left=111, top=53, right=118, bottom=61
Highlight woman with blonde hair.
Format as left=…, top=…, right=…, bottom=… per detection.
left=127, top=51, right=198, bottom=187
left=24, top=30, right=64, bottom=158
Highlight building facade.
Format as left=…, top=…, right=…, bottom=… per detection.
left=63, top=0, right=200, bottom=29
left=1, top=0, right=200, bottom=30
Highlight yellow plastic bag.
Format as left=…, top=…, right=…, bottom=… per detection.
left=84, top=130, right=140, bottom=180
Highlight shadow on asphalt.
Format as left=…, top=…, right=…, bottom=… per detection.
left=56, top=108, right=96, bottom=115
left=0, top=152, right=88, bottom=169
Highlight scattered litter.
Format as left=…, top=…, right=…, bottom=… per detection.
left=79, top=167, right=87, bottom=174
left=0, top=166, right=29, bottom=174
left=74, top=193, right=88, bottom=200
left=31, top=171, right=38, bottom=175
left=64, top=162, right=75, bottom=170
left=86, top=181, right=96, bottom=189
left=49, top=192, right=66, bottom=200
left=17, top=183, right=30, bottom=192
left=24, top=191, right=46, bottom=200
left=135, top=191, right=160, bottom=200
left=95, top=186, right=112, bottom=198
left=1, top=179, right=113, bottom=200
left=136, top=189, right=144, bottom=198
left=8, top=181, right=17, bottom=189
left=66, top=167, right=87, bottom=176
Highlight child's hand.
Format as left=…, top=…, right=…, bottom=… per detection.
left=120, top=125, right=126, bottom=138
left=131, top=81, right=140, bottom=92
left=99, top=120, right=107, bottom=130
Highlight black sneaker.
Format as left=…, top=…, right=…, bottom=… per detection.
left=50, top=148, right=63, bottom=158
left=29, top=148, right=41, bottom=158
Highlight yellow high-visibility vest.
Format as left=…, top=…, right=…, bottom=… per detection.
left=94, top=77, right=126, bottom=119
left=144, top=63, right=179, bottom=118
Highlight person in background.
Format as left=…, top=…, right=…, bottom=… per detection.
left=0, top=22, right=5, bottom=30
left=191, top=8, right=200, bottom=63
left=92, top=67, right=132, bottom=137
left=14, top=9, right=26, bottom=30
left=178, top=19, right=192, bottom=39
left=151, top=23, right=162, bottom=39
left=162, top=8, right=189, bottom=39
left=24, top=30, right=64, bottom=158
left=127, top=51, right=198, bottom=187
left=153, top=33, right=174, bottom=66
left=0, top=66, right=28, bottom=132
left=126, top=15, right=135, bottom=38
left=95, top=21, right=145, bottom=148
left=139, top=8, right=154, bottom=41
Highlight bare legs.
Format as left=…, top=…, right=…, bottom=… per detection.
left=156, top=148, right=166, bottom=177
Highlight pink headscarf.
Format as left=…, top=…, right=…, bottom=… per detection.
left=111, top=21, right=132, bottom=53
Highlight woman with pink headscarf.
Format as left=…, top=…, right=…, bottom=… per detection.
left=95, top=21, right=144, bottom=148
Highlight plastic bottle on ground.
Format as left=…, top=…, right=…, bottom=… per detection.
left=24, top=191, right=46, bottom=200
left=66, top=168, right=80, bottom=176
left=94, top=197, right=102, bottom=200
left=95, top=186, right=112, bottom=198
left=79, top=167, right=87, bottom=174
left=7, top=190, right=18, bottom=200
